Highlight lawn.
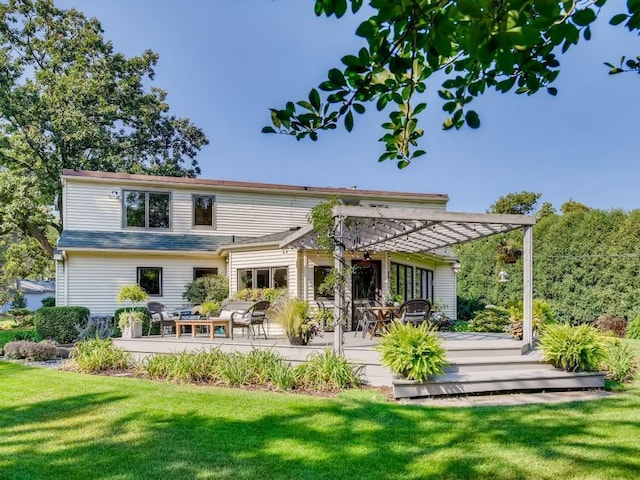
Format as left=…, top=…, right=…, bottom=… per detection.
left=1, top=342, right=639, bottom=480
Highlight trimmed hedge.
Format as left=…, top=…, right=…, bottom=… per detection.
left=34, top=307, right=90, bottom=344
left=113, top=307, right=153, bottom=336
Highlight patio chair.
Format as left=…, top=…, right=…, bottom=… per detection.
left=230, top=300, right=270, bottom=340
left=147, top=301, right=179, bottom=336
left=397, top=299, right=432, bottom=326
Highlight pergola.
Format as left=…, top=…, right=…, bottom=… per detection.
left=281, top=205, right=536, bottom=355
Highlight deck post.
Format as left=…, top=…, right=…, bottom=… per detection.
left=523, top=225, right=533, bottom=350
left=333, top=215, right=346, bottom=356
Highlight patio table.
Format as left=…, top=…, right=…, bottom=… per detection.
left=175, top=318, right=230, bottom=339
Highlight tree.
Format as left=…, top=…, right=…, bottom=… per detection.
left=561, top=199, right=591, bottom=214
left=264, top=0, right=639, bottom=167
left=0, top=0, right=209, bottom=256
left=488, top=191, right=541, bottom=215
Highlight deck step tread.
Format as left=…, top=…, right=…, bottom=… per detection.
left=394, top=368, right=602, bottom=385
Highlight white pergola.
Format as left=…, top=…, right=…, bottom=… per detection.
left=281, top=205, right=536, bottom=355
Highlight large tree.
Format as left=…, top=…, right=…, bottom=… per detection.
left=0, top=0, right=209, bottom=256
left=265, top=0, right=639, bottom=167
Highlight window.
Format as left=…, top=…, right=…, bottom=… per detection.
left=389, top=262, right=414, bottom=302
left=124, top=190, right=170, bottom=229
left=238, top=267, right=288, bottom=290
left=416, top=268, right=434, bottom=302
left=193, top=195, right=214, bottom=227
left=314, top=266, right=333, bottom=299
left=193, top=267, right=218, bottom=280
left=137, top=267, right=162, bottom=296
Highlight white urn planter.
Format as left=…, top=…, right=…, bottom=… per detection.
left=122, top=320, right=143, bottom=339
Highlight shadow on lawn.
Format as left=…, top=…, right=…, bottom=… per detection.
left=2, top=363, right=640, bottom=480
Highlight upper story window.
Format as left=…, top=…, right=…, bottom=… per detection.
left=193, top=195, right=215, bottom=228
left=124, top=190, right=170, bottom=229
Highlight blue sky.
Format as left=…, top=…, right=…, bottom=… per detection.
left=58, top=1, right=639, bottom=213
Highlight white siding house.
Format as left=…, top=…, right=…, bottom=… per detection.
left=56, top=170, right=457, bottom=320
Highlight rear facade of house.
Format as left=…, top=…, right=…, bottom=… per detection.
left=55, top=170, right=458, bottom=323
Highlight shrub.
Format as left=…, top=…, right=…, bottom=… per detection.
left=3, top=340, right=57, bottom=361
left=601, top=339, right=637, bottom=383
left=452, top=320, right=470, bottom=332
left=377, top=321, right=448, bottom=382
left=182, top=274, right=229, bottom=305
left=41, top=296, right=55, bottom=308
left=626, top=317, right=640, bottom=340
left=428, top=311, right=455, bottom=331
left=71, top=339, right=132, bottom=372
left=296, top=349, right=363, bottom=390
left=468, top=306, right=511, bottom=333
left=144, top=350, right=225, bottom=383
left=10, top=289, right=27, bottom=309
left=594, top=315, right=627, bottom=338
left=539, top=323, right=607, bottom=372
left=34, top=306, right=90, bottom=344
left=269, top=362, right=300, bottom=391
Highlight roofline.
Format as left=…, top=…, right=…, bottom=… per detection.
left=59, top=246, right=221, bottom=256
left=61, top=169, right=449, bottom=202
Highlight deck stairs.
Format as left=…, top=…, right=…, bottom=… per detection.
left=113, top=333, right=605, bottom=399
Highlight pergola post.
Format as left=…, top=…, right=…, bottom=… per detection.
left=522, top=225, right=533, bottom=349
left=333, top=215, right=345, bottom=356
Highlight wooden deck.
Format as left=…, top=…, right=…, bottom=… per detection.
left=113, top=331, right=604, bottom=397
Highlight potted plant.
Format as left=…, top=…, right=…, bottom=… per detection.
left=274, top=298, right=320, bottom=345
left=496, top=239, right=522, bottom=264
left=116, top=285, right=148, bottom=339
left=200, top=300, right=220, bottom=319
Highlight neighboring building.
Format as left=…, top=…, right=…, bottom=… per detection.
left=0, top=279, right=55, bottom=314
left=55, top=169, right=458, bottom=321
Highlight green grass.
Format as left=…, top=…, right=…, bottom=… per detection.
left=1, top=342, right=640, bottom=479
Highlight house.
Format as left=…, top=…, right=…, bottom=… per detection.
left=54, top=169, right=459, bottom=323
left=0, top=279, right=55, bottom=314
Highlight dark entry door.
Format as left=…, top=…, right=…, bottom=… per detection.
left=351, top=259, right=381, bottom=329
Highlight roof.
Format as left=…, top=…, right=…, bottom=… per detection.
left=61, top=169, right=448, bottom=203
left=18, top=280, right=55, bottom=294
left=280, top=206, right=536, bottom=253
left=57, top=230, right=253, bottom=253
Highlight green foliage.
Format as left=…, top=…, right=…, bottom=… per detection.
left=507, top=299, right=556, bottom=339
left=489, top=192, right=541, bottom=215
left=296, top=349, right=363, bottom=390
left=452, top=320, right=470, bottom=332
left=41, top=296, right=55, bottom=308
left=200, top=300, right=219, bottom=317
left=2, top=340, right=57, bottom=361
left=34, top=306, right=89, bottom=344
left=626, top=317, right=640, bottom=340
left=594, top=315, right=628, bottom=338
left=273, top=298, right=320, bottom=342
left=71, top=339, right=132, bottom=373
left=182, top=274, right=229, bottom=305
left=10, top=289, right=27, bottom=309
left=307, top=197, right=342, bottom=252
left=600, top=339, right=637, bottom=383
left=468, top=306, right=511, bottom=333
left=117, top=285, right=148, bottom=311
left=234, top=288, right=286, bottom=302
left=377, top=321, right=448, bottom=382
left=117, top=310, right=145, bottom=331
left=539, top=324, right=607, bottom=372
left=561, top=199, right=591, bottom=214
left=266, top=1, right=635, bottom=166
left=456, top=206, right=640, bottom=325
left=0, top=0, right=208, bottom=257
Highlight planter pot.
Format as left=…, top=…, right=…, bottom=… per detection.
left=122, top=322, right=143, bottom=339
left=287, top=333, right=310, bottom=346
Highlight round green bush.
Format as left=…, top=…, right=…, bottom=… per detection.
left=377, top=321, right=448, bottom=381
left=34, top=306, right=90, bottom=344
left=468, top=306, right=511, bottom=333
left=539, top=323, right=607, bottom=372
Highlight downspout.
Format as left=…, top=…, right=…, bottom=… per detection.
left=303, top=250, right=308, bottom=301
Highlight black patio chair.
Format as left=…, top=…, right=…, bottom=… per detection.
left=230, top=300, right=270, bottom=339
left=147, top=301, right=179, bottom=336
